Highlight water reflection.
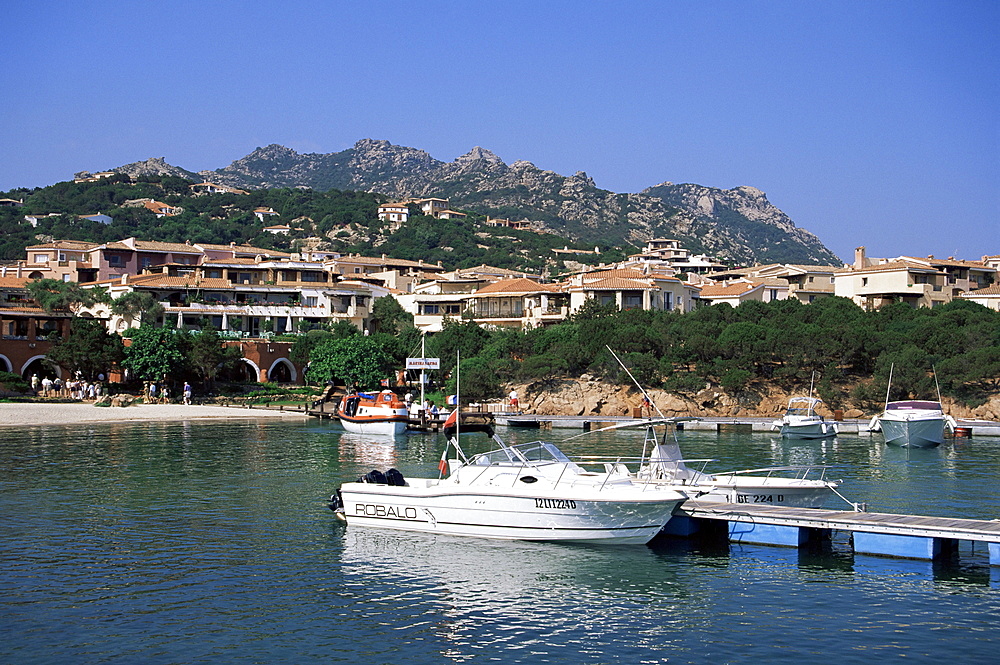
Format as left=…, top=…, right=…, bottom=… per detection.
left=339, top=526, right=700, bottom=662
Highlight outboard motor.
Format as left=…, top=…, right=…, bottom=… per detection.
left=360, top=469, right=387, bottom=484
left=385, top=468, right=405, bottom=486
left=328, top=489, right=344, bottom=513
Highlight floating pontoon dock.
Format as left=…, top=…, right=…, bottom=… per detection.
left=668, top=500, right=1000, bottom=566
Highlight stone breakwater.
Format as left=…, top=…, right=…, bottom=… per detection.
left=510, top=376, right=1000, bottom=422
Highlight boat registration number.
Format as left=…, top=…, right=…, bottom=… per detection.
left=736, top=494, right=784, bottom=504
left=535, top=498, right=577, bottom=509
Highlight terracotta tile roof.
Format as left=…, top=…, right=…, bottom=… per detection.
left=699, top=282, right=762, bottom=297
left=471, top=278, right=561, bottom=296
left=455, top=264, right=536, bottom=276
left=202, top=258, right=263, bottom=266
left=0, top=305, right=65, bottom=315
left=899, top=256, right=991, bottom=269
left=131, top=240, right=202, bottom=254
left=963, top=284, right=1000, bottom=296
left=25, top=240, right=100, bottom=251
left=0, top=276, right=34, bottom=289
left=94, top=275, right=233, bottom=289
left=574, top=277, right=654, bottom=291
left=842, top=261, right=944, bottom=275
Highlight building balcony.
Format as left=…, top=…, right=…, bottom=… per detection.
left=164, top=302, right=328, bottom=318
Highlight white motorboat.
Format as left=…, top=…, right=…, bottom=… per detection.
left=628, top=420, right=844, bottom=508
left=770, top=397, right=838, bottom=439
left=337, top=390, right=409, bottom=436
left=875, top=400, right=953, bottom=448
left=329, top=415, right=693, bottom=545
left=868, top=364, right=955, bottom=448
left=599, top=347, right=845, bottom=509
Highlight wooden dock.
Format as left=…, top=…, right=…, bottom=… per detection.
left=669, top=500, right=1000, bottom=565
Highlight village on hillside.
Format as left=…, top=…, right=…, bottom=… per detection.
left=1, top=192, right=998, bottom=384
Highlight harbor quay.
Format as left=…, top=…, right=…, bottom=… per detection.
left=494, top=414, right=1000, bottom=437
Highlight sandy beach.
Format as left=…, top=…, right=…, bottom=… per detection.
left=0, top=402, right=312, bottom=427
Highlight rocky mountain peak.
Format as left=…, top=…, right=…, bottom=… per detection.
left=113, top=157, right=196, bottom=180
left=455, top=146, right=504, bottom=165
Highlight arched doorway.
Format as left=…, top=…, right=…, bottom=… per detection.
left=21, top=356, right=60, bottom=380
left=267, top=359, right=295, bottom=383
left=0, top=355, right=12, bottom=373
left=217, top=359, right=259, bottom=383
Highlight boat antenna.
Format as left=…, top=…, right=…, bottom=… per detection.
left=605, top=346, right=666, bottom=419
left=933, top=364, right=942, bottom=404
left=809, top=370, right=816, bottom=400
left=884, top=362, right=894, bottom=409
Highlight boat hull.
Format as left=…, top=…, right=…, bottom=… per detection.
left=879, top=416, right=945, bottom=448
left=778, top=420, right=838, bottom=440
left=693, top=477, right=836, bottom=508
left=338, top=416, right=408, bottom=436
left=338, top=481, right=685, bottom=545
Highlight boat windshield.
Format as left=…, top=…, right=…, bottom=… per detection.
left=472, top=441, right=575, bottom=467
left=886, top=400, right=942, bottom=411
left=784, top=407, right=816, bottom=416
left=785, top=398, right=820, bottom=416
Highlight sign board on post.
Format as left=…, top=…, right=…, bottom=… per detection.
left=406, top=358, right=441, bottom=370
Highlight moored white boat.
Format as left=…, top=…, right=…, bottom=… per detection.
left=770, top=397, right=838, bottom=439
left=337, top=390, right=409, bottom=436
left=876, top=400, right=953, bottom=448
left=330, top=416, right=693, bottom=545
left=626, top=420, right=844, bottom=508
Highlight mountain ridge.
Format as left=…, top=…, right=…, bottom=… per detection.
left=110, top=139, right=842, bottom=265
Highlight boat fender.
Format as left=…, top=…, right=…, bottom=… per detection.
left=385, top=468, right=405, bottom=487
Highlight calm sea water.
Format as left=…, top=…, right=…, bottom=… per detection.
left=2, top=418, right=999, bottom=664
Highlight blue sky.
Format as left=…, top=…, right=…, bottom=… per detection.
left=2, top=0, right=996, bottom=263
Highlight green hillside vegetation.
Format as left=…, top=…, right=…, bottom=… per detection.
left=0, top=177, right=624, bottom=272
left=407, top=297, right=1000, bottom=407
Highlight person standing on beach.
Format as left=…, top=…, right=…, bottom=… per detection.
left=31, top=374, right=39, bottom=394
left=183, top=382, right=192, bottom=405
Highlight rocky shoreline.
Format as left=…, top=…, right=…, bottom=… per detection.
left=508, top=376, right=1000, bottom=422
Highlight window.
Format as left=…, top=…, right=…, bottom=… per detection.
left=304, top=296, right=317, bottom=307
left=301, top=272, right=321, bottom=282
left=34, top=254, right=49, bottom=263
left=207, top=270, right=222, bottom=279
left=446, top=305, right=461, bottom=315
left=62, top=275, right=71, bottom=282
left=623, top=294, right=642, bottom=309
left=861, top=277, right=868, bottom=286
left=423, top=305, right=440, bottom=315
left=108, top=255, right=125, bottom=267
left=140, top=257, right=153, bottom=268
